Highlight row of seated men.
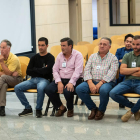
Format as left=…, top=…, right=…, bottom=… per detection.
left=0, top=34, right=139, bottom=123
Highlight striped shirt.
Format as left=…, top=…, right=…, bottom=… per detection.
left=84, top=52, right=118, bottom=82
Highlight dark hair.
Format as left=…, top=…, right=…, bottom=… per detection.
left=100, top=37, right=112, bottom=45
left=1, top=39, right=12, bottom=47
left=60, top=37, right=73, bottom=48
left=38, top=37, right=48, bottom=45
left=124, top=34, right=134, bottom=41
left=133, top=35, right=140, bottom=40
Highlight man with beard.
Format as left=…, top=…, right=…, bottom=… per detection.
left=115, top=34, right=134, bottom=83
left=110, top=35, right=140, bottom=122
left=14, top=37, right=55, bottom=118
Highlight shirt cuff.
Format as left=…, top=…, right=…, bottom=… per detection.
left=102, top=77, right=110, bottom=83
left=69, top=79, right=76, bottom=86
left=55, top=78, right=61, bottom=84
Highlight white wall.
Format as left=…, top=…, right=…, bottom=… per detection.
left=35, top=0, right=70, bottom=52
left=81, top=0, right=93, bottom=43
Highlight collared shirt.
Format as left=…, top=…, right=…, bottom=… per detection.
left=53, top=49, right=83, bottom=86
left=122, top=51, right=140, bottom=80
left=84, top=52, right=118, bottom=82
left=115, top=47, right=133, bottom=67
left=0, top=52, right=22, bottom=76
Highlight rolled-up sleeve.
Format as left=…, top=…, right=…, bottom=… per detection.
left=69, top=53, right=83, bottom=86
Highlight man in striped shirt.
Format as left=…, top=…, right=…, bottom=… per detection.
left=76, top=37, right=118, bottom=120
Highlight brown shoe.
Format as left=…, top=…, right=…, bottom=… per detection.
left=134, top=111, right=140, bottom=121
left=55, top=107, right=67, bottom=117
left=67, top=109, right=74, bottom=117
left=121, top=110, right=132, bottom=122
left=88, top=108, right=98, bottom=120
left=94, top=110, right=104, bottom=120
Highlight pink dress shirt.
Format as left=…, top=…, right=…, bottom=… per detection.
left=53, top=49, right=83, bottom=86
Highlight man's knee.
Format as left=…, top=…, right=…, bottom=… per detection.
left=75, top=85, right=81, bottom=95
left=1, top=75, right=9, bottom=81
left=14, top=84, right=21, bottom=92
left=109, top=89, right=116, bottom=99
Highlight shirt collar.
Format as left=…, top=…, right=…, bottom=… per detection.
left=124, top=47, right=133, bottom=51
left=97, top=51, right=109, bottom=60
left=62, top=49, right=74, bottom=60
left=132, top=51, right=140, bottom=56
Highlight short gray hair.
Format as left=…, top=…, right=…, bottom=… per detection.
left=100, top=37, right=112, bottom=46
left=1, top=39, right=12, bottom=47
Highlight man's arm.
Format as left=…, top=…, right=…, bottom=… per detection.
left=84, top=55, right=93, bottom=81
left=120, top=64, right=139, bottom=75
left=0, top=55, right=18, bottom=76
left=0, top=62, right=13, bottom=75
left=102, top=56, right=119, bottom=83
left=26, top=57, right=39, bottom=77
left=131, top=71, right=140, bottom=77
left=53, top=54, right=61, bottom=83
left=32, top=55, right=55, bottom=75
left=68, top=53, right=83, bottom=86
left=115, top=49, right=121, bottom=66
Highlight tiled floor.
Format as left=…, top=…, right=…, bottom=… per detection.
left=1, top=92, right=140, bottom=140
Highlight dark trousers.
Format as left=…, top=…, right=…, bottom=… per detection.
left=45, top=78, right=82, bottom=110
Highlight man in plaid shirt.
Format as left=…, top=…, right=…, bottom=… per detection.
left=76, top=37, right=118, bottom=120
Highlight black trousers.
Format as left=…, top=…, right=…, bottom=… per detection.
left=45, top=78, right=83, bottom=110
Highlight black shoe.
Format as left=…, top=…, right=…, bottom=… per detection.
left=0, top=107, right=5, bottom=116
left=119, top=104, right=125, bottom=108
left=36, top=110, right=42, bottom=118
left=18, top=108, right=33, bottom=117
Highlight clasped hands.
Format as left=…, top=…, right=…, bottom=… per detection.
left=88, top=81, right=103, bottom=94
left=57, top=82, right=74, bottom=94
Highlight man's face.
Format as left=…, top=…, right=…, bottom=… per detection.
left=99, top=39, right=111, bottom=54
left=124, top=37, right=133, bottom=50
left=61, top=41, right=72, bottom=55
left=38, top=41, right=48, bottom=53
left=132, top=39, right=140, bottom=53
left=0, top=42, right=10, bottom=56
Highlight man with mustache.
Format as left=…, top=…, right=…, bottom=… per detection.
left=14, top=37, right=55, bottom=118
left=110, top=35, right=140, bottom=122
left=45, top=37, right=83, bottom=117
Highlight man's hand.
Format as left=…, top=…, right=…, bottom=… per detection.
left=87, top=80, right=97, bottom=94
left=65, top=83, right=74, bottom=92
left=57, top=82, right=64, bottom=94
left=0, top=55, right=4, bottom=63
left=95, top=81, right=103, bottom=93
left=12, top=71, right=18, bottom=77
left=119, top=59, right=122, bottom=63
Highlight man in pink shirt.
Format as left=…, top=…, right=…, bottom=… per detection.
left=45, top=37, right=83, bottom=117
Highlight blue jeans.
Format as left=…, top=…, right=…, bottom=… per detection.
left=109, top=79, right=140, bottom=113
left=76, top=81, right=115, bottom=112
left=14, top=77, right=50, bottom=110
